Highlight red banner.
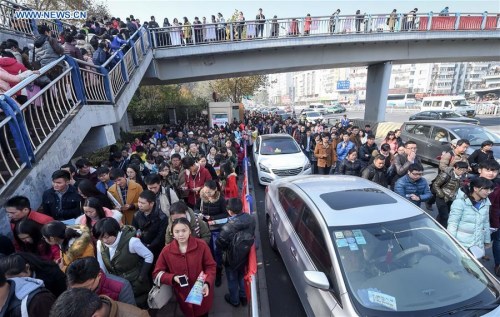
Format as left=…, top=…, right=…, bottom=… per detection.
left=431, top=16, right=456, bottom=30
left=458, top=16, right=482, bottom=30
left=485, top=16, right=498, bottom=30
left=418, top=17, right=429, bottom=30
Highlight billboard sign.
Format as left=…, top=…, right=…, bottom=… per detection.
left=211, top=113, right=229, bottom=128
left=337, top=80, right=350, bottom=90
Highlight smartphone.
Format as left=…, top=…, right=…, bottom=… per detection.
left=178, top=275, right=189, bottom=287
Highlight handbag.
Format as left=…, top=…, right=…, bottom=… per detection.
left=147, top=271, right=172, bottom=309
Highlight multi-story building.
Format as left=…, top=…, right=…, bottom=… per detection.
left=266, top=62, right=500, bottom=105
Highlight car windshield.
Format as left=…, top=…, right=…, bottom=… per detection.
left=439, top=112, right=462, bottom=118
left=331, top=215, right=498, bottom=315
left=450, top=126, right=500, bottom=146
left=307, top=112, right=320, bottom=117
left=451, top=99, right=469, bottom=107
left=260, top=138, right=300, bottom=155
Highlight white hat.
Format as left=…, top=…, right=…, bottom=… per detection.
left=188, top=131, right=194, bottom=135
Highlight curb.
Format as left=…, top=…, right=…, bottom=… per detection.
left=247, top=161, right=271, bottom=317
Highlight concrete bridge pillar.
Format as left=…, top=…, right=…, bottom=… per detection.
left=364, top=61, right=392, bottom=122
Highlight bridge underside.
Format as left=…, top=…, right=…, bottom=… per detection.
left=142, top=31, right=500, bottom=85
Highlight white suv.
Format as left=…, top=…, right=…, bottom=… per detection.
left=253, top=134, right=311, bottom=185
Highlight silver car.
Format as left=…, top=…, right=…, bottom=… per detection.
left=400, top=120, right=500, bottom=165
left=266, top=175, right=500, bottom=316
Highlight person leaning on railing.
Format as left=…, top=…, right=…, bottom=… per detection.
left=0, top=53, right=37, bottom=94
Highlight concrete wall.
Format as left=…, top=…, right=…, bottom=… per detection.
left=143, top=31, right=500, bottom=85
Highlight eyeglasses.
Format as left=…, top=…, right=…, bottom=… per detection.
left=480, top=188, right=494, bottom=193
left=411, top=172, right=423, bottom=176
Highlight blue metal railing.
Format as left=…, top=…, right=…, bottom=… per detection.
left=0, top=26, right=151, bottom=192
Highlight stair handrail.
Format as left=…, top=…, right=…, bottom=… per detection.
left=0, top=27, right=151, bottom=178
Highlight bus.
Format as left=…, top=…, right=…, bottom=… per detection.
left=387, top=93, right=417, bottom=108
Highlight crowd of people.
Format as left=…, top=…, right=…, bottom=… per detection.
left=148, top=6, right=457, bottom=45
left=0, top=12, right=150, bottom=97
left=0, top=116, right=258, bottom=316
left=0, top=81, right=499, bottom=316
left=250, top=109, right=500, bottom=269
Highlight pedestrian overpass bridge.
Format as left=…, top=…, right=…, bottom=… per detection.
left=0, top=10, right=499, bottom=208
left=144, top=30, right=500, bottom=85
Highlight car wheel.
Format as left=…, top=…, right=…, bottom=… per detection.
left=267, top=217, right=277, bottom=251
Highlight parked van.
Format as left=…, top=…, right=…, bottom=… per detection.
left=308, top=103, right=326, bottom=114
left=421, top=96, right=476, bottom=117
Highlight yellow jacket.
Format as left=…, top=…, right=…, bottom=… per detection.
left=107, top=179, right=143, bottom=225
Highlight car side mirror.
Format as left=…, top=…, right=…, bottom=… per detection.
left=303, top=271, right=330, bottom=290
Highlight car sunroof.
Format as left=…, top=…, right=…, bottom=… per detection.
left=320, top=188, right=397, bottom=210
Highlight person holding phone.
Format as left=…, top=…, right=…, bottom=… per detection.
left=153, top=218, right=216, bottom=317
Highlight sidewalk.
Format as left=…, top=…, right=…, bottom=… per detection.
left=157, top=162, right=270, bottom=317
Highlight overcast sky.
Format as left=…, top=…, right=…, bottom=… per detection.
left=107, top=0, right=499, bottom=23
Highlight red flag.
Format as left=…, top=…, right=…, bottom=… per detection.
left=244, top=245, right=257, bottom=299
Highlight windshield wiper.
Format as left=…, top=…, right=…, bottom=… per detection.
left=434, top=299, right=500, bottom=316
left=433, top=301, right=483, bottom=316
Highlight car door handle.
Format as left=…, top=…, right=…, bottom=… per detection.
left=290, top=246, right=298, bottom=261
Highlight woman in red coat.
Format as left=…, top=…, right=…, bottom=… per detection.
left=153, top=218, right=216, bottom=317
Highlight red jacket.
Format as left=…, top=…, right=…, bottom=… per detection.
left=224, top=174, right=239, bottom=199
left=185, top=166, right=212, bottom=206
left=10, top=210, right=53, bottom=249
left=0, top=57, right=28, bottom=95
left=0, top=57, right=27, bottom=76
left=10, top=210, right=53, bottom=233
left=11, top=211, right=54, bottom=251
left=37, top=243, right=61, bottom=262
left=153, top=237, right=216, bottom=317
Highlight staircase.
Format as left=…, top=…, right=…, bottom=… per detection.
left=0, top=27, right=153, bottom=210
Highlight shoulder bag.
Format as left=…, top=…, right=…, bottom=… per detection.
left=147, top=271, right=172, bottom=309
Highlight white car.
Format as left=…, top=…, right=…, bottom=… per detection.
left=253, top=134, right=311, bottom=185
left=302, top=111, right=323, bottom=123
left=266, top=175, right=500, bottom=316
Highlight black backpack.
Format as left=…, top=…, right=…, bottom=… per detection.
left=227, top=231, right=254, bottom=270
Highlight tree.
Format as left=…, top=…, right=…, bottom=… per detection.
left=128, top=84, right=208, bottom=124
left=209, top=75, right=267, bottom=103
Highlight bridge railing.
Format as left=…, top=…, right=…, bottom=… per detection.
left=149, top=12, right=499, bottom=48
left=0, top=26, right=151, bottom=194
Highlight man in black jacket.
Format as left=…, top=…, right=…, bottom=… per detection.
left=132, top=190, right=168, bottom=261
left=216, top=198, right=255, bottom=307
left=358, top=135, right=378, bottom=168
left=361, top=155, right=388, bottom=188
left=41, top=170, right=82, bottom=220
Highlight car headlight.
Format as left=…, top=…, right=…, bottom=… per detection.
left=259, top=163, right=271, bottom=173
left=304, top=161, right=311, bottom=170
